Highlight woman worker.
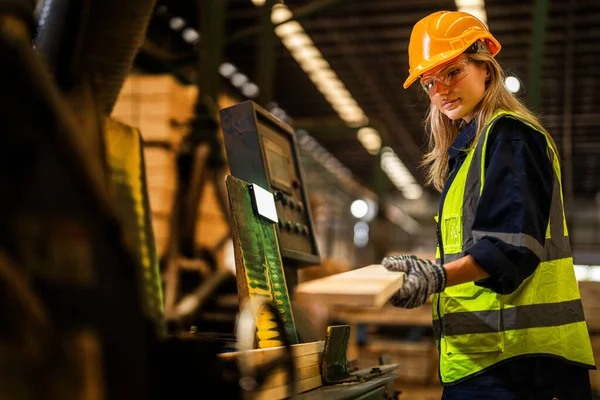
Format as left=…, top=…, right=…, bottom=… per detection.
left=381, top=10, right=595, bottom=399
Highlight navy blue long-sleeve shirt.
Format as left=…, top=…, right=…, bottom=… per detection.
left=440, top=116, right=554, bottom=294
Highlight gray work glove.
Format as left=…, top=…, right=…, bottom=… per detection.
left=382, top=255, right=446, bottom=309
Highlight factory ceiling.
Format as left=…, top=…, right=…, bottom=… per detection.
left=138, top=0, right=600, bottom=203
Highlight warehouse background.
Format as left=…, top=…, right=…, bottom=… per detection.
left=103, top=1, right=600, bottom=398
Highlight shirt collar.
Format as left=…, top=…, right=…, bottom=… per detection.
left=448, top=119, right=477, bottom=159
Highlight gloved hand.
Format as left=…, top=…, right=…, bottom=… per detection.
left=382, top=255, right=446, bottom=309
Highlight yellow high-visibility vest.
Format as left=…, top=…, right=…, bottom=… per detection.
left=433, top=109, right=595, bottom=384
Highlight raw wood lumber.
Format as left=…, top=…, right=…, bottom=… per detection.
left=253, top=375, right=323, bottom=400
left=219, top=341, right=325, bottom=399
left=111, top=74, right=197, bottom=147
left=294, top=264, right=406, bottom=308
left=218, top=340, right=324, bottom=366
left=261, top=364, right=321, bottom=390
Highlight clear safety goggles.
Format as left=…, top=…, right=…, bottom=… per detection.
left=420, top=57, right=473, bottom=94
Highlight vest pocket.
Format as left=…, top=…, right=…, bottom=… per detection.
left=441, top=290, right=504, bottom=358
left=442, top=214, right=462, bottom=254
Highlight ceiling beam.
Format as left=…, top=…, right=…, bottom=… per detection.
left=227, top=0, right=344, bottom=43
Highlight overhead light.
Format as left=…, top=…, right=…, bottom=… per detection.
left=251, top=0, right=266, bottom=6
left=298, top=57, right=330, bottom=72
left=241, top=82, right=260, bottom=98
left=281, top=33, right=312, bottom=50
left=455, top=0, right=487, bottom=26
left=357, top=127, right=382, bottom=155
left=296, top=130, right=354, bottom=183
left=291, top=46, right=321, bottom=61
left=219, top=62, right=237, bottom=78
left=272, top=5, right=369, bottom=129
left=402, top=183, right=424, bottom=200
left=309, top=69, right=336, bottom=81
left=353, top=221, right=370, bottom=248
left=351, top=199, right=369, bottom=219
left=455, top=0, right=484, bottom=7
left=230, top=72, right=249, bottom=88
left=169, top=17, right=186, bottom=31
left=182, top=27, right=200, bottom=44
left=380, top=147, right=422, bottom=199
left=271, top=4, right=293, bottom=24
left=274, top=21, right=302, bottom=37
left=155, top=5, right=167, bottom=16
left=504, top=76, right=521, bottom=93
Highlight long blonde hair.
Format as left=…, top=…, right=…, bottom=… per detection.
left=421, top=52, right=558, bottom=192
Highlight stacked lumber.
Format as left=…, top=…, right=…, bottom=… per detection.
left=112, top=74, right=197, bottom=147
left=295, top=264, right=406, bottom=308
left=142, top=146, right=177, bottom=257
left=219, top=340, right=325, bottom=399
left=111, top=74, right=197, bottom=258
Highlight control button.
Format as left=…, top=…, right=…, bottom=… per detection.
left=303, top=225, right=309, bottom=236
left=274, top=191, right=283, bottom=202
left=297, top=202, right=304, bottom=212
left=280, top=194, right=288, bottom=206
left=278, top=218, right=284, bottom=228
left=285, top=221, right=293, bottom=231
left=292, top=179, right=300, bottom=189
left=295, top=223, right=303, bottom=234
left=289, top=199, right=297, bottom=210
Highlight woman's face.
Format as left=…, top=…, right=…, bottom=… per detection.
left=422, top=57, right=489, bottom=123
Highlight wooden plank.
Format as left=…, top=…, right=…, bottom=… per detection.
left=219, top=341, right=323, bottom=360
left=262, top=364, right=321, bottom=390
left=218, top=341, right=324, bottom=366
left=294, top=264, right=405, bottom=308
left=253, top=375, right=323, bottom=400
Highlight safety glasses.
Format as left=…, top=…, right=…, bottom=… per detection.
left=420, top=57, right=472, bottom=94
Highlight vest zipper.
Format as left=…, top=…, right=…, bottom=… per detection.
left=436, top=222, right=444, bottom=383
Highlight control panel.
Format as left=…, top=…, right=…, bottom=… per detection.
left=219, top=100, right=320, bottom=267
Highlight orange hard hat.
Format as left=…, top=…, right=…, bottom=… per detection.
left=403, top=11, right=501, bottom=89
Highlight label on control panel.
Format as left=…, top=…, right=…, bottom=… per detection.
left=250, top=183, right=278, bottom=223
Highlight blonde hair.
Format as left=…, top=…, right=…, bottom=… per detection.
left=421, top=52, right=558, bottom=192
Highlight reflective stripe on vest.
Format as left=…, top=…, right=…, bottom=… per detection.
left=432, top=110, right=595, bottom=385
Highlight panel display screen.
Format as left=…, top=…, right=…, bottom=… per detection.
left=263, top=137, right=292, bottom=193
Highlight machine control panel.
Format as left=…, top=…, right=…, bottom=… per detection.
left=219, top=100, right=320, bottom=267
